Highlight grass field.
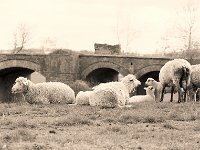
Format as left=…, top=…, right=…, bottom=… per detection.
left=0, top=99, right=200, bottom=150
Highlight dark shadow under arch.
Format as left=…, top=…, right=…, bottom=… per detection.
left=86, top=68, right=119, bottom=86
left=81, top=61, right=129, bottom=80
left=137, top=71, right=160, bottom=95
left=0, top=67, right=34, bottom=102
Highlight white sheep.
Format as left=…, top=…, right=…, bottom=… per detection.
left=89, top=74, right=141, bottom=108
left=128, top=86, right=155, bottom=103
left=159, top=59, right=191, bottom=103
left=145, top=78, right=184, bottom=102
left=145, top=78, right=162, bottom=102
left=74, top=90, right=93, bottom=105
left=12, top=77, right=75, bottom=104
left=187, top=64, right=200, bottom=102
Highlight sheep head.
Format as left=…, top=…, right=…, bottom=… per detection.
left=144, top=86, right=155, bottom=96
left=121, top=74, right=141, bottom=93
left=145, top=78, right=157, bottom=86
left=12, top=77, right=29, bottom=94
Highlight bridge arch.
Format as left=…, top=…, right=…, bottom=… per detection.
left=135, top=64, right=163, bottom=95
left=81, top=61, right=129, bottom=79
left=135, top=64, right=163, bottom=79
left=0, top=60, right=45, bottom=102
left=81, top=61, right=129, bottom=86
left=0, top=60, right=41, bottom=72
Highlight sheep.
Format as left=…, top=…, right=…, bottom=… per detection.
left=74, top=91, right=93, bottom=105
left=159, top=59, right=191, bottom=103
left=12, top=77, right=75, bottom=104
left=145, top=78, right=162, bottom=102
left=128, top=86, right=155, bottom=103
left=145, top=78, right=185, bottom=102
left=187, top=64, right=200, bottom=102
left=89, top=74, right=141, bottom=108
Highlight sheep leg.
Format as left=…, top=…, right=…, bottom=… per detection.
left=194, top=91, right=197, bottom=102
left=187, top=90, right=192, bottom=102
left=177, top=89, right=183, bottom=103
left=170, top=86, right=174, bottom=102
left=194, top=88, right=200, bottom=102
left=160, top=85, right=166, bottom=102
left=192, top=86, right=198, bottom=102
left=182, top=79, right=188, bottom=102
left=183, top=88, right=187, bottom=103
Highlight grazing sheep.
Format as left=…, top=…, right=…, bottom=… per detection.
left=187, top=64, right=200, bottom=102
left=128, top=86, right=155, bottom=103
left=89, top=74, right=141, bottom=108
left=159, top=59, right=191, bottom=103
left=74, top=91, right=93, bottom=105
left=12, top=77, right=75, bottom=104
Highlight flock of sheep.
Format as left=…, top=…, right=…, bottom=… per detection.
left=11, top=58, right=200, bottom=108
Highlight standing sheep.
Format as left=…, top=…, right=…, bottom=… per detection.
left=89, top=74, right=141, bottom=108
left=159, top=59, right=191, bottom=103
left=187, top=64, right=200, bottom=102
left=145, top=78, right=162, bottom=102
left=128, top=86, right=155, bottom=103
left=12, top=77, right=75, bottom=104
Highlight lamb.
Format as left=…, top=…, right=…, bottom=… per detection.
left=74, top=91, right=93, bottom=105
left=145, top=78, right=162, bottom=102
left=89, top=74, right=141, bottom=108
left=187, top=64, right=200, bottom=102
left=145, top=78, right=184, bottom=102
left=12, top=77, right=75, bottom=104
left=159, top=59, right=191, bottom=103
left=128, top=86, right=155, bottom=103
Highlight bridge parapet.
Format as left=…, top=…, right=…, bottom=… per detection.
left=79, top=54, right=171, bottom=79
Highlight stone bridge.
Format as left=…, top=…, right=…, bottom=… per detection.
left=0, top=49, right=198, bottom=102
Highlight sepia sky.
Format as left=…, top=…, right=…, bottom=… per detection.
left=0, top=0, right=199, bottom=54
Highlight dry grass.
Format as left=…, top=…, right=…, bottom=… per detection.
left=0, top=101, right=200, bottom=149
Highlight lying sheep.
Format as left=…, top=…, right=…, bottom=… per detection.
left=187, top=64, right=200, bottom=102
left=128, top=86, right=155, bottom=103
left=159, top=59, right=191, bottom=103
left=12, top=77, right=75, bottom=104
left=74, top=91, right=93, bottom=105
left=89, top=74, right=141, bottom=108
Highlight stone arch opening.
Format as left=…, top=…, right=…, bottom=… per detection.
left=81, top=61, right=129, bottom=81
left=0, top=67, right=33, bottom=102
left=86, top=68, right=120, bottom=86
left=0, top=67, right=46, bottom=102
left=137, top=71, right=160, bottom=95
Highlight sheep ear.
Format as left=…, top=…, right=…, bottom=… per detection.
left=148, top=86, right=152, bottom=89
left=21, top=78, right=29, bottom=86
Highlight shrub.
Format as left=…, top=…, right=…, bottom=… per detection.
left=69, top=80, right=92, bottom=96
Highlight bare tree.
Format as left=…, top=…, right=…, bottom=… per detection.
left=13, top=24, right=30, bottom=54
left=159, top=0, right=200, bottom=58
left=115, top=14, right=137, bottom=53
left=41, top=37, right=57, bottom=53
left=176, top=0, right=200, bottom=59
